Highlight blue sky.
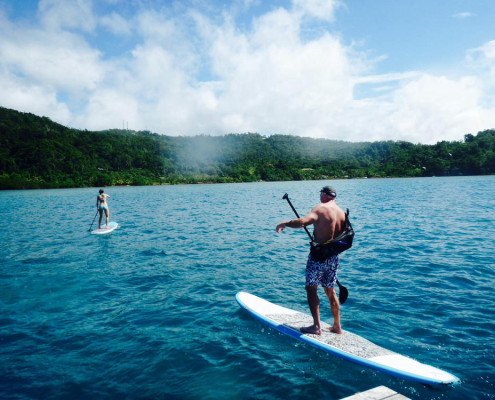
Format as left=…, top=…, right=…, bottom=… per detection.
left=1, top=0, right=494, bottom=143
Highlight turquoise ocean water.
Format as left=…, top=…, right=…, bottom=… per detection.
left=1, top=176, right=494, bottom=399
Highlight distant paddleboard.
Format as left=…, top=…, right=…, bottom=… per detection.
left=91, top=221, right=118, bottom=235
left=236, top=292, right=459, bottom=386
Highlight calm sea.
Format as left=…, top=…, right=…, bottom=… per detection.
left=1, top=176, right=494, bottom=400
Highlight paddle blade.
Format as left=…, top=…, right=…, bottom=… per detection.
left=337, top=280, right=349, bottom=304
left=339, top=287, right=348, bottom=304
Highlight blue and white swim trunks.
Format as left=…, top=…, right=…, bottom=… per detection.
left=305, top=253, right=339, bottom=288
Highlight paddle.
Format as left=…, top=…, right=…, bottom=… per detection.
left=282, top=193, right=349, bottom=304
left=88, top=210, right=98, bottom=232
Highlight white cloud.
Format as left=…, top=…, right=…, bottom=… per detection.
left=77, top=89, right=140, bottom=131
left=136, top=11, right=199, bottom=75
left=193, top=7, right=364, bottom=136
left=385, top=75, right=491, bottom=142
left=0, top=7, right=101, bottom=120
left=0, top=69, right=72, bottom=123
left=328, top=71, right=495, bottom=144
left=452, top=12, right=475, bottom=19
left=0, top=29, right=103, bottom=93
left=38, top=0, right=97, bottom=32
left=465, top=40, right=495, bottom=109
left=292, top=0, right=341, bottom=22
left=468, top=40, right=495, bottom=75
left=100, top=12, right=132, bottom=36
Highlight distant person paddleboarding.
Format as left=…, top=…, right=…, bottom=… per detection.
left=276, top=186, right=346, bottom=335
left=96, top=189, right=111, bottom=229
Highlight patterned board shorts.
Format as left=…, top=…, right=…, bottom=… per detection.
left=305, top=253, right=339, bottom=288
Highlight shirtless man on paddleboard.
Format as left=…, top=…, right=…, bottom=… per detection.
left=276, top=186, right=345, bottom=335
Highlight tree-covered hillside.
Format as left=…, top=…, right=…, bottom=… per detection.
left=0, top=106, right=494, bottom=189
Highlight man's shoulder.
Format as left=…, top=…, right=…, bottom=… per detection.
left=312, top=202, right=328, bottom=213
left=321, top=203, right=345, bottom=219
left=333, top=203, right=345, bottom=215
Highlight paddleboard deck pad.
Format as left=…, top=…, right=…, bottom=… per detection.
left=236, top=292, right=459, bottom=386
left=91, top=221, right=118, bottom=235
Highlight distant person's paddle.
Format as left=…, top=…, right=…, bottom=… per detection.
left=282, top=193, right=349, bottom=304
left=88, top=210, right=98, bottom=232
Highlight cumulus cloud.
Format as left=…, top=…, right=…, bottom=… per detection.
left=0, top=8, right=99, bottom=121
left=100, top=12, right=132, bottom=36
left=1, top=30, right=103, bottom=93
left=468, top=40, right=495, bottom=76
left=0, top=69, right=72, bottom=124
left=385, top=75, right=488, bottom=142
left=334, top=71, right=495, bottom=143
left=38, top=0, right=97, bottom=32
left=0, top=0, right=495, bottom=144
left=292, top=0, right=342, bottom=22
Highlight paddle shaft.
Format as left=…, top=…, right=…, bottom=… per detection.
left=88, top=209, right=98, bottom=231
left=282, top=193, right=348, bottom=302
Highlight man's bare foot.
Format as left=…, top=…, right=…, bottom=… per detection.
left=328, top=326, right=343, bottom=334
left=301, top=325, right=321, bottom=335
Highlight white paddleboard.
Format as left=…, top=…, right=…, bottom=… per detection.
left=91, top=221, right=118, bottom=235
left=236, top=292, right=459, bottom=386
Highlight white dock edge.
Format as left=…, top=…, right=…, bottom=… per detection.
left=340, top=385, right=411, bottom=400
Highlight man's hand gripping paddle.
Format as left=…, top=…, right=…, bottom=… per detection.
left=282, top=193, right=349, bottom=304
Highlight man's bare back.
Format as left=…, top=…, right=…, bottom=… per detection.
left=311, top=202, right=346, bottom=244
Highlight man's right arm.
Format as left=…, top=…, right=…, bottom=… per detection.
left=276, top=210, right=318, bottom=233
left=276, top=219, right=304, bottom=232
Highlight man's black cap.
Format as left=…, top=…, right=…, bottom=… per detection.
left=321, top=186, right=337, bottom=197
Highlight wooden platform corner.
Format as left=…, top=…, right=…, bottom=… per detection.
left=340, top=385, right=411, bottom=400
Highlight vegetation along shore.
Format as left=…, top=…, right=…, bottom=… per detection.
left=0, top=106, right=494, bottom=190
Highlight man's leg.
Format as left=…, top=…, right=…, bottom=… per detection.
left=324, top=287, right=342, bottom=334
left=98, top=210, right=103, bottom=229
left=301, top=285, right=322, bottom=335
left=104, top=209, right=109, bottom=227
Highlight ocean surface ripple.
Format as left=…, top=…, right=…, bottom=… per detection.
left=1, top=176, right=494, bottom=399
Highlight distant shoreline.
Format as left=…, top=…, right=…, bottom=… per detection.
left=1, top=106, right=494, bottom=190
left=2, top=173, right=494, bottom=191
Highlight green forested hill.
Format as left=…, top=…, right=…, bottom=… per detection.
left=0, top=106, right=494, bottom=189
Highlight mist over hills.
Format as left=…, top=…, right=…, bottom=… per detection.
left=0, top=106, right=493, bottom=189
